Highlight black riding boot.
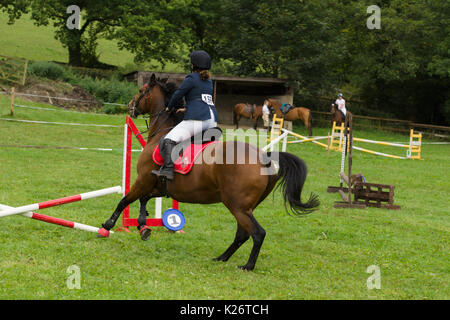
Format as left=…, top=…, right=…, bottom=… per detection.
left=152, top=139, right=177, bottom=180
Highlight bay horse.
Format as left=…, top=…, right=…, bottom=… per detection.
left=233, top=103, right=263, bottom=130
left=264, top=98, right=313, bottom=136
left=331, top=103, right=345, bottom=126
left=99, top=74, right=319, bottom=271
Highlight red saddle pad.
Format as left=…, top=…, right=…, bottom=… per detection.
left=152, top=141, right=219, bottom=175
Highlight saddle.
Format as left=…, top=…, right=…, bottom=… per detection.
left=152, top=127, right=222, bottom=175
left=281, top=103, right=295, bottom=114
left=244, top=103, right=256, bottom=116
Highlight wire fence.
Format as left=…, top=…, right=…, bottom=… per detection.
left=0, top=89, right=127, bottom=106
left=2, top=89, right=449, bottom=140
left=311, top=111, right=450, bottom=140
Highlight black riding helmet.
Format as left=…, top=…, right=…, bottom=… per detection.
left=190, top=50, right=211, bottom=70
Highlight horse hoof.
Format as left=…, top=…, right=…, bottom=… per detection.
left=238, top=265, right=254, bottom=271
left=139, top=226, right=151, bottom=241
left=97, top=228, right=110, bottom=238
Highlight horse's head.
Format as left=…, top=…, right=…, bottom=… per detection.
left=128, top=73, right=168, bottom=118
left=264, top=98, right=282, bottom=117
left=330, top=103, right=336, bottom=113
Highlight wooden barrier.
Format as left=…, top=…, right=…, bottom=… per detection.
left=327, top=114, right=401, bottom=210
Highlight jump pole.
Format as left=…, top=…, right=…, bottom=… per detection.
left=330, top=121, right=422, bottom=159
left=262, top=131, right=288, bottom=152
left=0, top=186, right=122, bottom=218
left=0, top=203, right=112, bottom=234
left=281, top=129, right=330, bottom=149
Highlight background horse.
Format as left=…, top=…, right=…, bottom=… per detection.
left=331, top=103, right=345, bottom=126
left=264, top=98, right=313, bottom=136
left=99, top=74, right=319, bottom=271
left=233, top=103, right=263, bottom=129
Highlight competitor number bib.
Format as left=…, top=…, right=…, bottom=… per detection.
left=201, top=94, right=214, bottom=106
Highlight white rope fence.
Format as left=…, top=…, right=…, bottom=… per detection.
left=0, top=90, right=127, bottom=106
left=0, top=118, right=122, bottom=127
left=12, top=103, right=112, bottom=116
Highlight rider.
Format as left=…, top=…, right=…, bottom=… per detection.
left=334, top=93, right=347, bottom=119
left=152, top=50, right=219, bottom=181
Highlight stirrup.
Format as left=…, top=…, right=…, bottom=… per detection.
left=152, top=167, right=174, bottom=181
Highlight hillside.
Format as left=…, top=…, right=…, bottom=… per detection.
left=0, top=12, right=183, bottom=72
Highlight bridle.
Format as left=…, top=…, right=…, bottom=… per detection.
left=130, top=83, right=175, bottom=139
left=131, top=84, right=152, bottom=118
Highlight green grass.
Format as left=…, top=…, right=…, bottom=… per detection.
left=0, top=12, right=183, bottom=72
left=0, top=94, right=449, bottom=300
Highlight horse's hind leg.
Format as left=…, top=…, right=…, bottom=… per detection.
left=214, top=224, right=250, bottom=262
left=218, top=208, right=266, bottom=271
left=240, top=214, right=266, bottom=271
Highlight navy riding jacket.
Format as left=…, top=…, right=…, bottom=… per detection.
left=167, top=72, right=219, bottom=122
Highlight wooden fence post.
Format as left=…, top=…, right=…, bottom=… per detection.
left=10, top=87, right=15, bottom=116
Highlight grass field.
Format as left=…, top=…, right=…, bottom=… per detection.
left=0, top=12, right=183, bottom=72
left=0, top=94, right=449, bottom=300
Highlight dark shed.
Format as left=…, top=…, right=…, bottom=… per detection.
left=123, top=71, right=294, bottom=127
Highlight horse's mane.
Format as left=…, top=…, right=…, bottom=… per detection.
left=268, top=98, right=281, bottom=108
left=149, top=77, right=184, bottom=124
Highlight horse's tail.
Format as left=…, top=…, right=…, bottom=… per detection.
left=232, top=108, right=237, bottom=126
left=272, top=152, right=319, bottom=216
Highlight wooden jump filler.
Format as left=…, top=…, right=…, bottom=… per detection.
left=327, top=113, right=401, bottom=210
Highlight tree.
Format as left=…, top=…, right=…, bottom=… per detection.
left=112, top=0, right=221, bottom=71
left=209, top=0, right=344, bottom=96
left=340, top=0, right=450, bottom=123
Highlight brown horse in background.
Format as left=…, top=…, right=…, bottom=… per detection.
left=233, top=103, right=263, bottom=129
left=264, top=99, right=313, bottom=136
left=331, top=103, right=345, bottom=126
left=99, top=74, right=319, bottom=271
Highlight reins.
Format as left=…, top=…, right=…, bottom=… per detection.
left=131, top=80, right=179, bottom=140
left=146, top=109, right=175, bottom=139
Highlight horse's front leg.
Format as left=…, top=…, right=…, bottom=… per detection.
left=98, top=179, right=149, bottom=237
left=252, top=116, right=258, bottom=130
left=137, top=194, right=152, bottom=240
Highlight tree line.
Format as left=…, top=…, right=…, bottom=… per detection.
left=1, top=0, right=448, bottom=125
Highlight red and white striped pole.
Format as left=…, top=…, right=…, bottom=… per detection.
left=0, top=203, right=113, bottom=234
left=0, top=186, right=122, bottom=218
